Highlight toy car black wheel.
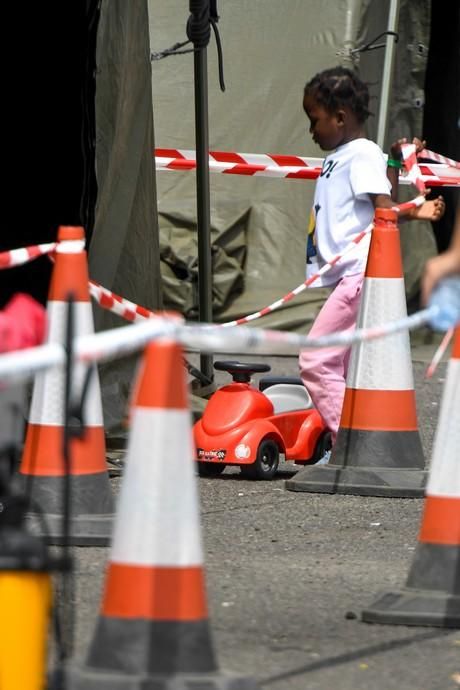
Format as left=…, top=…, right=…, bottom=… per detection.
left=240, top=439, right=279, bottom=480
left=197, top=462, right=226, bottom=477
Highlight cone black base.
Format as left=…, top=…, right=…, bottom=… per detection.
left=88, top=618, right=217, bottom=673
left=68, top=669, right=259, bottom=689
left=285, top=464, right=427, bottom=497
left=362, top=590, right=460, bottom=628
left=332, top=428, right=425, bottom=470
left=286, top=428, right=427, bottom=497
left=20, top=473, right=114, bottom=545
left=25, top=512, right=114, bottom=546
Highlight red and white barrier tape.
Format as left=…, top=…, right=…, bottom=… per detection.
left=0, top=155, right=427, bottom=333
left=156, top=147, right=323, bottom=171
left=156, top=154, right=322, bottom=180
left=87, top=224, right=374, bottom=327
left=155, top=148, right=460, bottom=187
left=419, top=148, right=460, bottom=170
left=0, top=243, right=57, bottom=270
left=92, top=144, right=427, bottom=329
left=401, top=143, right=426, bottom=194
left=89, top=280, right=155, bottom=323
left=221, top=223, right=373, bottom=327
left=392, top=195, right=426, bottom=213
left=0, top=304, right=440, bottom=384
left=90, top=196, right=426, bottom=329
left=425, top=327, right=454, bottom=379
left=221, top=196, right=426, bottom=328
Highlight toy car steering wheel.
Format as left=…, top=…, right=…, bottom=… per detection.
left=214, top=360, right=271, bottom=383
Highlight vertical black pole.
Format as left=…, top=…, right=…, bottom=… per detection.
left=192, top=13, right=214, bottom=383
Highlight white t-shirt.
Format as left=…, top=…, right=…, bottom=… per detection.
left=306, top=138, right=391, bottom=287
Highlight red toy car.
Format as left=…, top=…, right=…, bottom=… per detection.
left=193, top=361, right=331, bottom=479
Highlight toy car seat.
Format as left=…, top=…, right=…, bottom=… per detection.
left=259, top=376, right=313, bottom=414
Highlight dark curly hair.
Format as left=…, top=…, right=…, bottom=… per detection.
left=304, top=66, right=371, bottom=124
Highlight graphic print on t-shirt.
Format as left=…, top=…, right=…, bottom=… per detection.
left=320, top=159, right=338, bottom=178
left=306, top=203, right=321, bottom=264
left=307, top=157, right=337, bottom=265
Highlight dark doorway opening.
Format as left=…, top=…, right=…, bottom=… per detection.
left=1, top=3, right=99, bottom=308
left=423, top=0, right=460, bottom=253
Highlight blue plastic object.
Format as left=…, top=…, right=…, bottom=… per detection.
left=427, top=276, right=460, bottom=331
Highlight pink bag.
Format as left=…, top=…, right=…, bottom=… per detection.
left=0, top=294, right=47, bottom=353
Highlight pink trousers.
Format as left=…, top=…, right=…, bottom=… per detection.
left=299, top=273, right=364, bottom=443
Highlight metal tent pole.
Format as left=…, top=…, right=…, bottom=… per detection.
left=376, top=0, right=400, bottom=149
left=193, top=44, right=214, bottom=383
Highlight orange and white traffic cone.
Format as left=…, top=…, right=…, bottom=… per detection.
left=69, top=339, right=257, bottom=689
left=20, top=226, right=114, bottom=545
left=287, top=208, right=426, bottom=496
left=362, top=326, right=460, bottom=626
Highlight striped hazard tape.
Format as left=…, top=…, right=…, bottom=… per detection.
left=89, top=196, right=426, bottom=329
left=401, top=143, right=426, bottom=194
left=91, top=148, right=428, bottom=328
left=0, top=242, right=57, bottom=269
left=419, top=148, right=460, bottom=170
left=0, top=302, right=441, bottom=385
left=155, top=148, right=460, bottom=187
left=155, top=149, right=322, bottom=180
left=89, top=280, right=155, bottom=322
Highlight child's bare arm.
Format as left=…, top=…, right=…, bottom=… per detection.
left=370, top=191, right=445, bottom=221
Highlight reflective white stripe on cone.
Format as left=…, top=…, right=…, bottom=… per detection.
left=287, top=208, right=426, bottom=496
left=69, top=339, right=258, bottom=689
left=362, top=326, right=460, bottom=627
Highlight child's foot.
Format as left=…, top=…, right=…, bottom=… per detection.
left=316, top=449, right=331, bottom=465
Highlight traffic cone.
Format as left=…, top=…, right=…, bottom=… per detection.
left=20, top=226, right=115, bottom=545
left=69, top=339, right=257, bottom=689
left=362, top=326, right=460, bottom=626
left=287, top=208, right=426, bottom=497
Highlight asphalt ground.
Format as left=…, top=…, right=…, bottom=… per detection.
left=54, top=340, right=460, bottom=690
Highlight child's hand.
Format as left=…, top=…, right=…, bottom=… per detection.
left=390, top=137, right=407, bottom=161
left=412, top=137, right=426, bottom=154
left=409, top=194, right=445, bottom=222
left=390, top=137, right=426, bottom=160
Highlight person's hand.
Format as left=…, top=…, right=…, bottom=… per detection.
left=412, top=137, right=425, bottom=154
left=421, top=250, right=460, bottom=305
left=390, top=136, right=426, bottom=161
left=409, top=194, right=445, bottom=222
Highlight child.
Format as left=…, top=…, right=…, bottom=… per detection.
left=298, top=66, right=445, bottom=464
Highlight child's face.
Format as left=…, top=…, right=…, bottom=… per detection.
left=303, top=92, right=344, bottom=151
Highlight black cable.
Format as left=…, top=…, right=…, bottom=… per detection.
left=210, top=16, right=225, bottom=92
left=48, top=301, right=94, bottom=690
left=351, top=30, right=399, bottom=55
left=52, top=294, right=77, bottom=688
left=77, top=365, right=96, bottom=420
